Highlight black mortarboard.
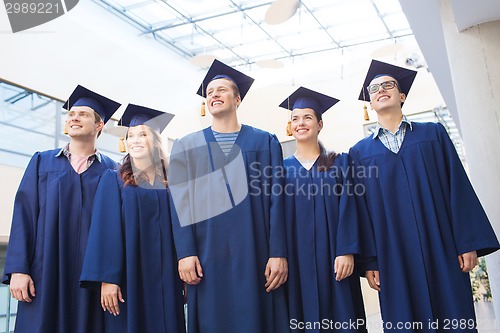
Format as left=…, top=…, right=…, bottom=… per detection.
left=279, top=86, right=339, bottom=114
left=196, top=59, right=255, bottom=100
left=279, top=86, right=339, bottom=136
left=62, top=85, right=121, bottom=123
left=119, top=104, right=174, bottom=134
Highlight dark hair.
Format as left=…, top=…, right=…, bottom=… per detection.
left=317, top=141, right=338, bottom=171
left=311, top=110, right=338, bottom=171
left=392, top=78, right=403, bottom=93
left=119, top=126, right=168, bottom=187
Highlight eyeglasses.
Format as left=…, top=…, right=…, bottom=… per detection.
left=367, top=80, right=398, bottom=94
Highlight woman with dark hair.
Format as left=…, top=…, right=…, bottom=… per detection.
left=80, top=104, right=185, bottom=333
left=280, top=87, right=375, bottom=332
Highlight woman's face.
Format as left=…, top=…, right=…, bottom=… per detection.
left=290, top=108, right=323, bottom=142
left=126, top=125, right=155, bottom=161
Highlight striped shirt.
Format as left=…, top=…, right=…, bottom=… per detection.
left=372, top=116, right=413, bottom=153
left=213, top=130, right=239, bottom=156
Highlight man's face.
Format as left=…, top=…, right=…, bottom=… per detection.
left=66, top=106, right=103, bottom=138
left=368, top=75, right=406, bottom=113
left=205, top=78, right=241, bottom=117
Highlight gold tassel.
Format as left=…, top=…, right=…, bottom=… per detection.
left=286, top=96, right=293, bottom=136
left=64, top=123, right=69, bottom=135
left=119, top=137, right=126, bottom=153
left=286, top=120, right=293, bottom=136
left=362, top=86, right=370, bottom=121
left=200, top=99, right=206, bottom=117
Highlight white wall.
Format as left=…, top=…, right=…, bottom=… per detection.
left=0, top=165, right=24, bottom=237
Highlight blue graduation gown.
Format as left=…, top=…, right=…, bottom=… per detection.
left=168, top=125, right=289, bottom=333
left=349, top=122, right=500, bottom=332
left=284, top=154, right=373, bottom=333
left=80, top=170, right=185, bottom=333
left=3, top=149, right=117, bottom=333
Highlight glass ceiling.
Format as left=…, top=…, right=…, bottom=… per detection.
left=94, top=0, right=413, bottom=67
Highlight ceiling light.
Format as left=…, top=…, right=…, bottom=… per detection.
left=370, top=43, right=405, bottom=58
left=190, top=54, right=217, bottom=68
left=264, top=0, right=300, bottom=25
left=255, top=59, right=285, bottom=68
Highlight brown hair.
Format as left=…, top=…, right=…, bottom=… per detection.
left=312, top=110, right=338, bottom=171
left=317, top=140, right=338, bottom=171
left=219, top=78, right=240, bottom=98
left=93, top=112, right=103, bottom=138
left=119, top=126, right=168, bottom=187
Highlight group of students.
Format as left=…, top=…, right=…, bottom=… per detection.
left=3, top=58, right=499, bottom=333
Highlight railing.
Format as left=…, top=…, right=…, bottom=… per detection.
left=0, top=286, right=16, bottom=333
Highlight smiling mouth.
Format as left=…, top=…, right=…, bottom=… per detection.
left=212, top=101, right=223, bottom=106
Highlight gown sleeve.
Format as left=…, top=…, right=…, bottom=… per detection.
left=168, top=138, right=198, bottom=260
left=80, top=170, right=125, bottom=289
left=268, top=134, right=287, bottom=258
left=436, top=122, right=499, bottom=257
left=336, top=154, right=363, bottom=256
left=3, top=153, right=41, bottom=283
left=347, top=150, right=378, bottom=274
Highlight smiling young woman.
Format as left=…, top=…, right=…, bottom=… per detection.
left=279, top=86, right=376, bottom=333
left=80, top=104, right=184, bottom=333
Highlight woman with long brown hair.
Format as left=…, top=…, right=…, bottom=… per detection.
left=280, top=87, right=376, bottom=333
left=80, top=104, right=185, bottom=333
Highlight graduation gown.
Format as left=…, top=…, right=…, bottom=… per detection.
left=168, top=125, right=289, bottom=333
left=284, top=154, right=373, bottom=333
left=3, top=148, right=117, bottom=333
left=80, top=170, right=185, bottom=333
left=349, top=122, right=500, bottom=332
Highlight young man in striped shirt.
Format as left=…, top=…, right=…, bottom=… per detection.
left=169, top=59, right=289, bottom=333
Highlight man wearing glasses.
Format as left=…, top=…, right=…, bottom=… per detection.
left=349, top=60, right=499, bottom=332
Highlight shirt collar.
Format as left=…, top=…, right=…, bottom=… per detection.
left=372, top=115, right=412, bottom=139
left=55, top=143, right=70, bottom=158
left=94, top=150, right=102, bottom=163
left=55, top=143, right=102, bottom=162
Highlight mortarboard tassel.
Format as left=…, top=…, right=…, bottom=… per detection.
left=201, top=99, right=206, bottom=117
left=64, top=94, right=70, bottom=134
left=363, top=104, right=370, bottom=121
left=286, top=96, right=293, bottom=136
left=200, top=80, right=206, bottom=117
left=362, top=86, right=370, bottom=121
left=286, top=120, right=293, bottom=136
left=119, top=137, right=126, bottom=153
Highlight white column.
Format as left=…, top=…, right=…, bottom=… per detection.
left=439, top=0, right=500, bottom=321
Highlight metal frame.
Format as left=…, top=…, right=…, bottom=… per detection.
left=0, top=80, right=124, bottom=168
left=92, top=0, right=413, bottom=67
